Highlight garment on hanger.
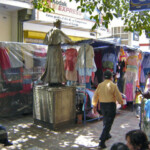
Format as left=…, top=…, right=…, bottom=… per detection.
left=64, top=48, right=78, bottom=81
left=77, top=44, right=94, bottom=68
left=64, top=48, right=77, bottom=71
left=0, top=47, right=11, bottom=70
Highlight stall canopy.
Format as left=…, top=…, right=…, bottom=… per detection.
left=74, top=39, right=118, bottom=49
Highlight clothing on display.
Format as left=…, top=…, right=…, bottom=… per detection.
left=123, top=51, right=139, bottom=102
left=64, top=48, right=78, bottom=81
left=0, top=42, right=47, bottom=117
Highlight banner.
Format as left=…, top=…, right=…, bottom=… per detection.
left=130, top=0, right=150, bottom=11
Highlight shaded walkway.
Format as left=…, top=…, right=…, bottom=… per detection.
left=0, top=109, right=139, bottom=150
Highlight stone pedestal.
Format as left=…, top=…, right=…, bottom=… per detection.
left=33, top=85, right=76, bottom=130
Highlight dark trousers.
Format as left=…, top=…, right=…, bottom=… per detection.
left=0, top=125, right=8, bottom=144
left=100, top=102, right=116, bottom=142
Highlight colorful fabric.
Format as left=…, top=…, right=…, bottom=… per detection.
left=125, top=83, right=133, bottom=102
left=127, top=55, right=138, bottom=67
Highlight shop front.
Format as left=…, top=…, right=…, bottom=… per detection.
left=23, top=0, right=98, bottom=44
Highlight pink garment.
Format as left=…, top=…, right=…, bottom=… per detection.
left=64, top=48, right=77, bottom=71
left=125, top=83, right=133, bottom=102
left=0, top=47, right=11, bottom=70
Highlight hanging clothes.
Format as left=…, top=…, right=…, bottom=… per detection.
left=124, top=52, right=139, bottom=102
left=76, top=44, right=97, bottom=84
left=140, top=54, right=150, bottom=83
left=0, top=47, right=11, bottom=70
left=64, top=48, right=78, bottom=81
left=41, top=27, right=73, bottom=84
left=102, top=52, right=116, bottom=72
left=77, top=44, right=94, bottom=68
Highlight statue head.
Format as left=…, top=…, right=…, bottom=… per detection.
left=53, top=19, right=62, bottom=29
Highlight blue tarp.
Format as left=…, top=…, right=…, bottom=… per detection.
left=130, top=0, right=150, bottom=11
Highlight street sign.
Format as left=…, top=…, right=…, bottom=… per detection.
left=130, top=0, right=150, bottom=11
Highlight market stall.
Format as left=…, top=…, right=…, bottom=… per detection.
left=0, top=42, right=47, bottom=117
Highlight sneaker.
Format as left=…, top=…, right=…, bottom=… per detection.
left=99, top=134, right=112, bottom=141
left=98, top=142, right=106, bottom=149
left=106, top=134, right=112, bottom=140
left=4, top=141, right=13, bottom=146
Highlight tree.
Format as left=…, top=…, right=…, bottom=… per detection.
left=32, top=0, right=150, bottom=35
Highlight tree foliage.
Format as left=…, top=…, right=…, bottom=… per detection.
left=32, top=0, right=150, bottom=35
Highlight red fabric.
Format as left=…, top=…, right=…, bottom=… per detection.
left=64, top=48, right=77, bottom=71
left=0, top=91, right=19, bottom=98
left=94, top=51, right=102, bottom=69
left=34, top=48, right=47, bottom=57
left=22, top=84, right=32, bottom=92
left=102, top=68, right=113, bottom=72
left=0, top=47, right=11, bottom=70
left=91, top=72, right=95, bottom=83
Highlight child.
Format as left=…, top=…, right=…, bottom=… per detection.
left=135, top=88, right=142, bottom=118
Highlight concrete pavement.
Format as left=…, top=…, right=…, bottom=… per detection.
left=0, top=108, right=139, bottom=150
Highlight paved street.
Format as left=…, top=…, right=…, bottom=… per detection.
left=0, top=108, right=139, bottom=150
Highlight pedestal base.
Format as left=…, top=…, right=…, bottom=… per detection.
left=33, top=85, right=76, bottom=130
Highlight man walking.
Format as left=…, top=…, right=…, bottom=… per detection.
left=92, top=70, right=123, bottom=149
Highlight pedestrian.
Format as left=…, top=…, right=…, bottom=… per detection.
left=125, top=129, right=149, bottom=150
left=134, top=88, right=142, bottom=118
left=0, top=125, right=12, bottom=146
left=111, top=142, right=129, bottom=150
left=92, top=70, right=123, bottom=149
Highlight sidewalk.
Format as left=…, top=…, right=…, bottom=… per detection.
left=0, top=108, right=139, bottom=150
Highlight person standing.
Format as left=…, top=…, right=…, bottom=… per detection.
left=92, top=70, right=123, bottom=149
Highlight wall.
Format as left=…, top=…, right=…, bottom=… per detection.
left=0, top=10, right=18, bottom=42
left=0, top=10, right=11, bottom=41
